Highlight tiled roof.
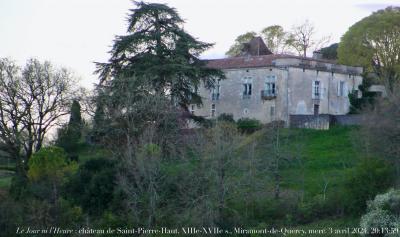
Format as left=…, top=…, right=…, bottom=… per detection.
left=206, top=54, right=337, bottom=70
left=206, top=54, right=283, bottom=69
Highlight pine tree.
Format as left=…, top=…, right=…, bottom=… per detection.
left=95, top=1, right=224, bottom=110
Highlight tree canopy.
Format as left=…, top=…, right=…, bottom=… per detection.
left=226, top=21, right=330, bottom=57
left=56, top=100, right=83, bottom=161
left=320, top=43, right=338, bottom=60
left=260, top=25, right=290, bottom=54
left=225, top=32, right=257, bottom=57
left=0, top=58, right=75, bottom=174
left=288, top=20, right=330, bottom=57
left=338, top=7, right=400, bottom=91
left=96, top=1, right=224, bottom=110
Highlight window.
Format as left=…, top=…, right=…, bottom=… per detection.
left=337, top=81, right=348, bottom=97
left=263, top=75, right=276, bottom=97
left=211, top=104, right=216, bottom=117
left=243, top=83, right=252, bottom=99
left=212, top=79, right=220, bottom=100
left=339, top=81, right=344, bottom=96
left=243, top=108, right=249, bottom=115
left=313, top=81, right=320, bottom=98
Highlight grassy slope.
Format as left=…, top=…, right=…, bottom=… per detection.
left=282, top=126, right=359, bottom=197
left=0, top=126, right=361, bottom=228
left=242, top=126, right=361, bottom=231
left=282, top=126, right=360, bottom=230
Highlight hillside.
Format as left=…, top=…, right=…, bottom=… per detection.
left=0, top=125, right=380, bottom=234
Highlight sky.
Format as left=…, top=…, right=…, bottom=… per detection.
left=0, top=0, right=399, bottom=88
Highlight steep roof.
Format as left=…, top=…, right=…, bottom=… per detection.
left=239, top=37, right=272, bottom=56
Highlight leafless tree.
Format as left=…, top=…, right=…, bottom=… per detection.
left=360, top=83, right=400, bottom=183
left=288, top=20, right=331, bottom=57
left=0, top=58, right=76, bottom=174
left=202, top=121, right=243, bottom=226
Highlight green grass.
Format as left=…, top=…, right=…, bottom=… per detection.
left=279, top=126, right=360, bottom=197
left=240, top=126, right=362, bottom=229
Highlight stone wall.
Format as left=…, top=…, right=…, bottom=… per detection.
left=192, top=60, right=363, bottom=126
left=290, top=114, right=331, bottom=130
left=290, top=114, right=363, bottom=129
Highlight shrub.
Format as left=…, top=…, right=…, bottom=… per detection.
left=65, top=158, right=117, bottom=216
left=28, top=146, right=76, bottom=182
left=360, top=189, right=400, bottom=237
left=217, top=113, right=235, bottom=123
left=343, top=158, right=394, bottom=215
left=237, top=118, right=262, bottom=134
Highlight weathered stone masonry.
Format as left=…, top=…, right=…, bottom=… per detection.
left=190, top=38, right=363, bottom=126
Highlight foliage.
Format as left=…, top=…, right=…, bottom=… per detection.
left=28, top=146, right=76, bottom=182
left=96, top=1, right=224, bottom=111
left=226, top=21, right=330, bottom=57
left=0, top=58, right=76, bottom=175
left=225, top=32, right=257, bottom=57
left=217, top=113, right=235, bottom=123
left=343, top=158, right=394, bottom=215
left=237, top=118, right=262, bottom=134
left=65, top=158, right=118, bottom=216
left=338, top=7, right=400, bottom=91
left=260, top=25, right=290, bottom=54
left=348, top=75, right=378, bottom=114
left=360, top=86, right=400, bottom=179
left=56, top=100, right=83, bottom=161
left=319, top=43, right=338, bottom=60
left=360, top=189, right=400, bottom=237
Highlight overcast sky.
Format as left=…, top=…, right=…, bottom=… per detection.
left=0, top=0, right=399, bottom=88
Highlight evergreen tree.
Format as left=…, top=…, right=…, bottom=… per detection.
left=95, top=1, right=224, bottom=110
left=56, top=100, right=83, bottom=160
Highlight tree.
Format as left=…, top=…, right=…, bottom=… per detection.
left=225, top=31, right=257, bottom=57
left=338, top=7, right=400, bottom=92
left=319, top=43, right=338, bottom=60
left=56, top=100, right=83, bottom=160
left=0, top=58, right=75, bottom=175
left=360, top=85, right=400, bottom=181
left=28, top=146, right=77, bottom=203
left=360, top=189, right=400, bottom=236
left=65, top=158, right=118, bottom=216
left=260, top=25, right=290, bottom=54
left=288, top=20, right=330, bottom=57
left=95, top=1, right=224, bottom=111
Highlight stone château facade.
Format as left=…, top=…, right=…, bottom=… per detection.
left=190, top=37, right=363, bottom=126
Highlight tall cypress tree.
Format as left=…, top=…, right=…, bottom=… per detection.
left=95, top=1, right=224, bottom=110
left=56, top=100, right=83, bottom=160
